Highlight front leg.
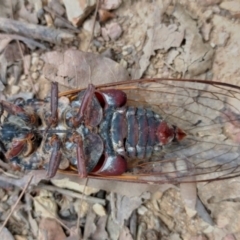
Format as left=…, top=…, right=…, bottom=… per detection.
left=70, top=84, right=95, bottom=128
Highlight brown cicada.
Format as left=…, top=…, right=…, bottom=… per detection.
left=1, top=78, right=240, bottom=184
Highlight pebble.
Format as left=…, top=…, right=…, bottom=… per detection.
left=30, top=64, right=38, bottom=72
left=31, top=72, right=40, bottom=80
left=45, top=13, right=54, bottom=27
left=83, top=18, right=101, bottom=37
left=120, top=58, right=128, bottom=68
left=31, top=56, right=39, bottom=66
left=135, top=40, right=141, bottom=48
left=92, top=203, right=106, bottom=216
left=100, top=0, right=122, bottom=10
left=20, top=74, right=27, bottom=80
left=32, top=52, right=39, bottom=58
left=122, top=45, right=133, bottom=55
left=137, top=205, right=148, bottom=215
left=102, top=22, right=123, bottom=41
left=11, top=85, right=20, bottom=95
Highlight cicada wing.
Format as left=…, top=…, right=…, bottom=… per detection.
left=96, top=78, right=240, bottom=183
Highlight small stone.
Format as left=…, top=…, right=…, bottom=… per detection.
left=63, top=0, right=96, bottom=26
left=14, top=235, right=28, bottom=240
left=217, top=31, right=230, bottom=47
left=92, top=203, right=106, bottom=216
left=45, top=13, right=53, bottom=27
left=120, top=59, right=127, bottom=68
left=102, top=22, right=122, bottom=41
left=100, top=0, right=122, bottom=10
left=31, top=72, right=40, bottom=80
left=37, top=59, right=44, bottom=70
left=20, top=74, right=27, bottom=80
left=137, top=205, right=148, bottom=215
left=31, top=56, right=39, bottom=66
left=83, top=18, right=101, bottom=37
left=203, top=9, right=213, bottom=20
left=135, top=40, right=141, bottom=48
left=30, top=64, right=38, bottom=72
left=32, top=52, right=39, bottom=58
left=210, top=42, right=216, bottom=48
left=10, top=85, right=20, bottom=95
left=220, top=1, right=240, bottom=15
left=122, top=45, right=133, bottom=55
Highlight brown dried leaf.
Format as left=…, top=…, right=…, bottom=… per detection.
left=119, top=227, right=133, bottom=240
left=0, top=227, right=14, bottom=240
left=172, top=4, right=214, bottom=76
left=33, top=194, right=58, bottom=218
left=91, top=216, right=109, bottom=240
left=42, top=49, right=130, bottom=89
left=109, top=192, right=150, bottom=226
left=18, top=0, right=38, bottom=24
left=38, top=218, right=66, bottom=240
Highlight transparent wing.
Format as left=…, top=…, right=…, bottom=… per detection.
left=92, top=78, right=240, bottom=183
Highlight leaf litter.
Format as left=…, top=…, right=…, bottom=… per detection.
left=0, top=0, right=240, bottom=239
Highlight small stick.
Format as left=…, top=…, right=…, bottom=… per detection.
left=0, top=175, right=33, bottom=234
left=0, top=17, right=74, bottom=44
left=86, top=0, right=100, bottom=51
left=37, top=182, right=106, bottom=205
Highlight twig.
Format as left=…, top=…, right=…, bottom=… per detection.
left=37, top=182, right=106, bottom=205
left=0, top=175, right=33, bottom=234
left=86, top=0, right=100, bottom=51
left=0, top=17, right=75, bottom=44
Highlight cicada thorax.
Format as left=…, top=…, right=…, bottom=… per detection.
left=45, top=86, right=186, bottom=176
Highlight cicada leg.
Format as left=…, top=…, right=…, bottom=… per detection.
left=69, top=84, right=95, bottom=128
left=46, top=134, right=62, bottom=178
left=70, top=133, right=87, bottom=178
left=48, top=82, right=59, bottom=127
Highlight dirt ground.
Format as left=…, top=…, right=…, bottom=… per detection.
left=0, top=0, right=240, bottom=239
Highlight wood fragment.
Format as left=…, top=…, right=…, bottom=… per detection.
left=0, top=18, right=75, bottom=44
left=37, top=183, right=106, bottom=205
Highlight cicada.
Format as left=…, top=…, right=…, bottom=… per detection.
left=1, top=78, right=240, bottom=184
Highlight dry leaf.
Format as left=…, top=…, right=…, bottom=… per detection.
left=38, top=218, right=66, bottom=240
left=109, top=192, right=150, bottom=226
left=91, top=216, right=109, bottom=240
left=172, top=4, right=214, bottom=76
left=42, top=49, right=130, bottom=89
left=34, top=195, right=58, bottom=218
left=119, top=227, right=133, bottom=240
left=0, top=227, right=15, bottom=240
